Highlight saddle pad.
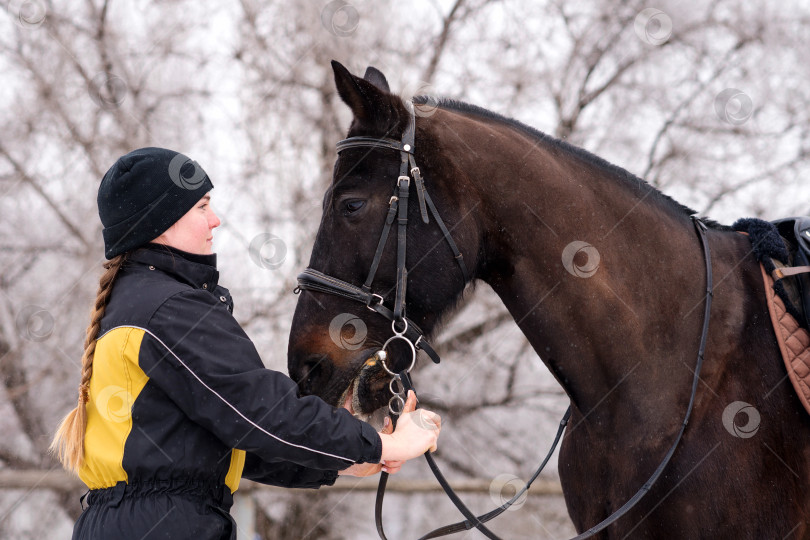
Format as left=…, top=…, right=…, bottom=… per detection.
left=761, top=263, right=810, bottom=415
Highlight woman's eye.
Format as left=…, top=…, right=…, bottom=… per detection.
left=344, top=200, right=365, bottom=215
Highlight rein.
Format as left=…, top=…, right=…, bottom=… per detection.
left=295, top=101, right=715, bottom=538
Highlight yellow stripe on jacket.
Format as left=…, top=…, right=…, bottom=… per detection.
left=80, top=327, right=149, bottom=489
left=79, top=326, right=245, bottom=492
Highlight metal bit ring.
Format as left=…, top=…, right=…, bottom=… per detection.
left=378, top=334, right=416, bottom=376
left=388, top=394, right=406, bottom=416
left=389, top=376, right=404, bottom=395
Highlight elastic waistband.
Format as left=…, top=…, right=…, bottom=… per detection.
left=83, top=479, right=232, bottom=510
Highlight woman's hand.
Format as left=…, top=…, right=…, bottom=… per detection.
left=379, top=391, right=441, bottom=463
left=340, top=391, right=440, bottom=476
left=340, top=416, right=405, bottom=477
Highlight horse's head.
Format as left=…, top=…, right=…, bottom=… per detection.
left=287, top=61, right=479, bottom=417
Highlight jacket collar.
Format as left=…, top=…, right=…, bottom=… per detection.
left=128, top=244, right=219, bottom=290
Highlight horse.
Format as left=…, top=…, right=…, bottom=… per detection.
left=287, top=61, right=810, bottom=538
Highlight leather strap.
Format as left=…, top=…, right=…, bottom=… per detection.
left=296, top=100, right=468, bottom=365
left=336, top=137, right=411, bottom=154
left=410, top=156, right=430, bottom=224
left=395, top=176, right=409, bottom=321
left=400, top=371, right=501, bottom=539
left=304, top=102, right=714, bottom=537
left=363, top=194, right=399, bottom=292
left=564, top=216, right=713, bottom=539
left=423, top=188, right=469, bottom=282
left=416, top=408, right=572, bottom=539
left=297, top=268, right=442, bottom=364
left=373, top=216, right=714, bottom=539
left=773, top=265, right=810, bottom=279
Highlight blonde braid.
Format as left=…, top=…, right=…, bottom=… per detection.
left=50, top=254, right=126, bottom=474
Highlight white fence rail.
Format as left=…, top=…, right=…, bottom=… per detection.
left=0, top=468, right=563, bottom=494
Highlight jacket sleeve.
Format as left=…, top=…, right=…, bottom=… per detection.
left=137, top=289, right=382, bottom=471
left=242, top=452, right=338, bottom=489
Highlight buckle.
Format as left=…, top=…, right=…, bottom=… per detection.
left=366, top=293, right=384, bottom=311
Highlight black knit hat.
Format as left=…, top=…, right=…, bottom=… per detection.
left=98, top=147, right=214, bottom=259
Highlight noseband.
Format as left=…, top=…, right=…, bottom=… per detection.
left=295, top=100, right=715, bottom=540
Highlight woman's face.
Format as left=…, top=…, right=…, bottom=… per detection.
left=154, top=192, right=221, bottom=255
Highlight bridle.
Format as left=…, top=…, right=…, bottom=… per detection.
left=295, top=100, right=715, bottom=539
left=296, top=100, right=468, bottom=371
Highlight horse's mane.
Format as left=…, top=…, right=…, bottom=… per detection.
left=414, top=95, right=730, bottom=231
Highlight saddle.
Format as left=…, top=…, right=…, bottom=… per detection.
left=761, top=265, right=810, bottom=415
left=771, top=217, right=810, bottom=329
left=734, top=216, right=810, bottom=415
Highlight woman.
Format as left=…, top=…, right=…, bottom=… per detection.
left=51, top=147, right=441, bottom=539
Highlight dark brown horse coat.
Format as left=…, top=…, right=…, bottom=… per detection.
left=287, top=62, right=810, bottom=538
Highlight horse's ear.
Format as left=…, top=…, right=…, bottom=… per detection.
left=331, top=60, right=389, bottom=123
left=362, top=66, right=390, bottom=92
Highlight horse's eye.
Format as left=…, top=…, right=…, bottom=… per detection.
left=343, top=199, right=366, bottom=215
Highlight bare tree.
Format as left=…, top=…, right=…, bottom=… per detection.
left=0, top=0, right=233, bottom=534
left=1, top=0, right=808, bottom=538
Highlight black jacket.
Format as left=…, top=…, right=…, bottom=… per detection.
left=74, top=244, right=380, bottom=539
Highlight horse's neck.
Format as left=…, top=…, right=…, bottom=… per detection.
left=450, top=116, right=712, bottom=423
